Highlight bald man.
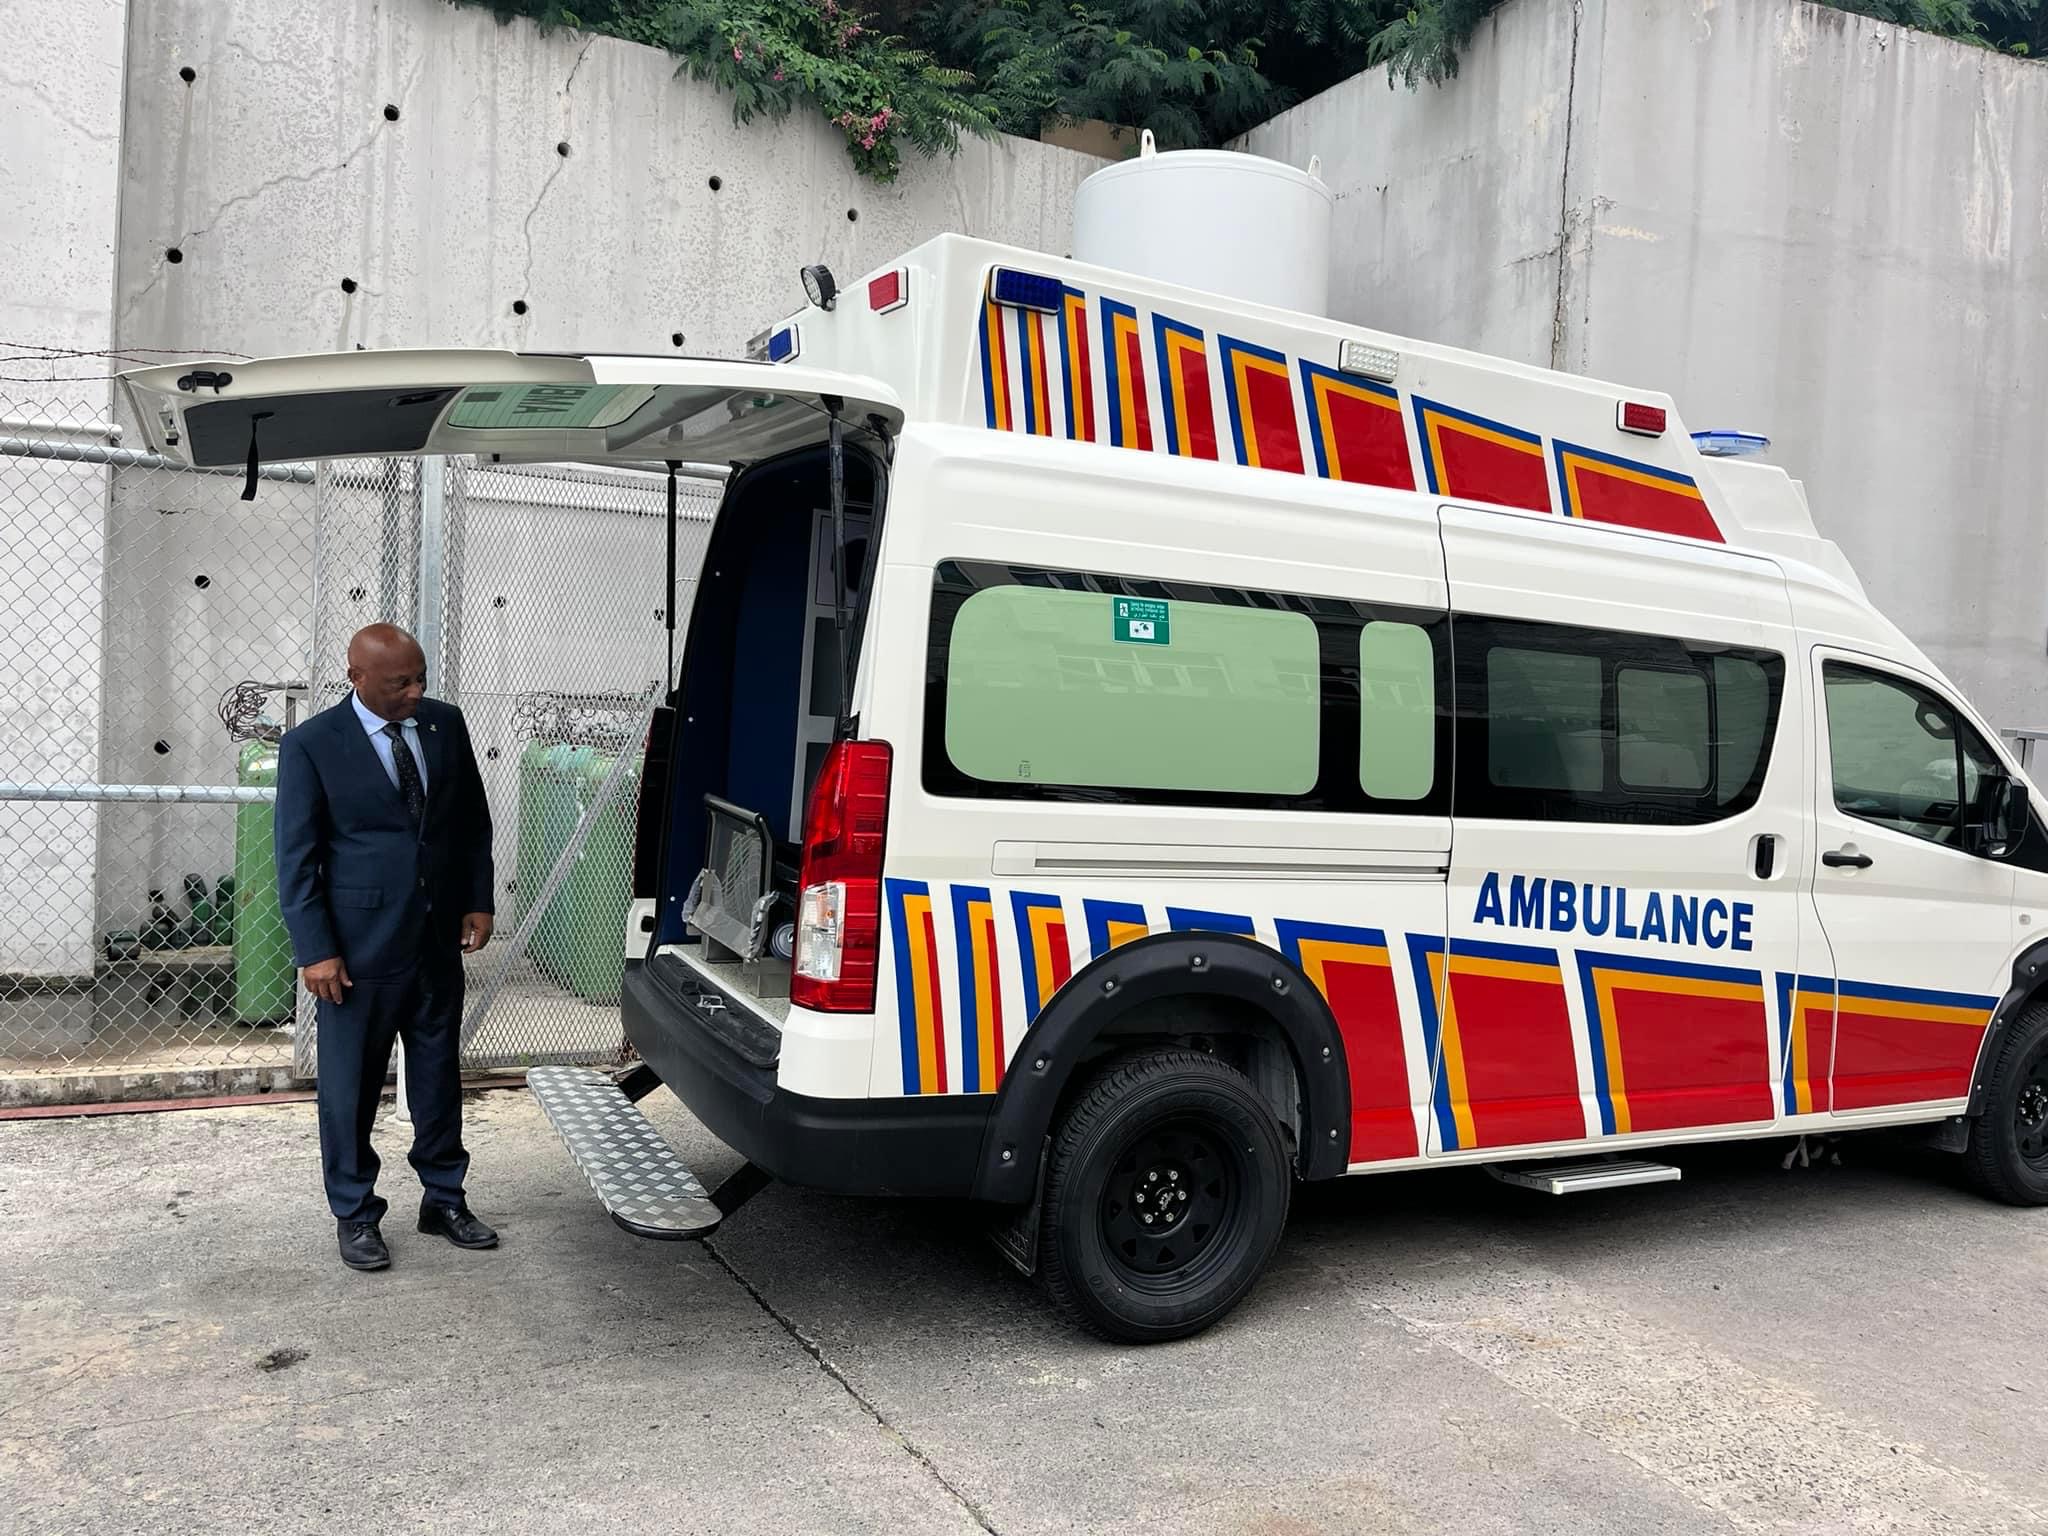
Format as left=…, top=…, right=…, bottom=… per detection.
left=274, top=624, right=498, bottom=1271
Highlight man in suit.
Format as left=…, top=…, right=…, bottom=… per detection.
left=275, top=623, right=499, bottom=1271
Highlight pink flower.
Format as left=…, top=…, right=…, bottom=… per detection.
left=773, top=67, right=784, bottom=80
left=732, top=45, right=743, bottom=61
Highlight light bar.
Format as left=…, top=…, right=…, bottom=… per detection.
left=767, top=325, right=800, bottom=364
left=1617, top=401, right=1667, bottom=436
left=1337, top=340, right=1400, bottom=383
left=868, top=268, right=909, bottom=314
left=1692, top=430, right=1771, bottom=459
left=990, top=268, right=1063, bottom=313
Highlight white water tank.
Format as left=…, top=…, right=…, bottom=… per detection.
left=1072, top=132, right=1332, bottom=316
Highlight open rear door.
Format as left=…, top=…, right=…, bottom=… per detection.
left=117, top=349, right=903, bottom=473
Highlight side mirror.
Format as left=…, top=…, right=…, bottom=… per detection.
left=1974, top=778, right=2029, bottom=858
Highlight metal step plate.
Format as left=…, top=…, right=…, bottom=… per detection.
left=1486, top=1158, right=1683, bottom=1195
left=528, top=1065, right=723, bottom=1240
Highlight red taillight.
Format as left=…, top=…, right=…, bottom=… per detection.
left=868, top=269, right=908, bottom=314
left=790, top=739, right=893, bottom=1013
left=1617, top=400, right=1667, bottom=436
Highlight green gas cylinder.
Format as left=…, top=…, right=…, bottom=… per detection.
left=557, top=743, right=642, bottom=1003
left=233, top=739, right=294, bottom=1023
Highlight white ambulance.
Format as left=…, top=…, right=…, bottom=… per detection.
left=120, top=148, right=2048, bottom=1343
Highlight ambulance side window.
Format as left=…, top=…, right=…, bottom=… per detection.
left=1823, top=663, right=2000, bottom=850
left=924, top=562, right=1450, bottom=814
left=1455, top=617, right=1783, bottom=826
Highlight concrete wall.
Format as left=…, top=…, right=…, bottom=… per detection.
left=1, top=0, right=1103, bottom=980
left=1246, top=0, right=2048, bottom=730
left=0, top=0, right=129, bottom=981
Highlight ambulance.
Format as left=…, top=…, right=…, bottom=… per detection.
left=119, top=144, right=2048, bottom=1343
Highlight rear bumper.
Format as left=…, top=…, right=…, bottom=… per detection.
left=621, top=955, right=993, bottom=1197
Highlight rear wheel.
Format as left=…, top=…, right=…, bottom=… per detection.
left=1965, top=1002, right=2048, bottom=1205
left=1038, top=1048, right=1291, bottom=1343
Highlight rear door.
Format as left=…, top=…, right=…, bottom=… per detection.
left=1808, top=651, right=2013, bottom=1115
left=1435, top=507, right=1803, bottom=1156
left=118, top=350, right=902, bottom=473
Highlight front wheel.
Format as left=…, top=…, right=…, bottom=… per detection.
left=1038, top=1048, right=1292, bottom=1343
left=1965, top=1001, right=2048, bottom=1205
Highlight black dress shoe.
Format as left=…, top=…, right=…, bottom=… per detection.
left=418, top=1200, right=498, bottom=1249
left=337, top=1219, right=391, bottom=1271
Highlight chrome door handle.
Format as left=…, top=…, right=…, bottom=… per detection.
left=1821, top=849, right=1873, bottom=869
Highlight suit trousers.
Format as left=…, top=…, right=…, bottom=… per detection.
left=315, top=950, right=468, bottom=1222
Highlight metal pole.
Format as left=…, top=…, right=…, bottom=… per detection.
left=416, top=456, right=447, bottom=689
left=664, top=462, right=679, bottom=691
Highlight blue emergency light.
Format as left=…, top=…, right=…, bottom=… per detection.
left=1691, top=430, right=1770, bottom=458
left=990, top=268, right=1064, bottom=314
left=767, top=325, right=800, bottom=364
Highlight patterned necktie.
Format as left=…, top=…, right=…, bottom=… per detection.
left=382, top=722, right=425, bottom=823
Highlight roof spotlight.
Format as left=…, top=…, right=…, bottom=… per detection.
left=801, top=263, right=838, bottom=312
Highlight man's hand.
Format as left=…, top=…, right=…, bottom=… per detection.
left=461, top=912, right=495, bottom=954
left=301, top=956, right=352, bottom=1004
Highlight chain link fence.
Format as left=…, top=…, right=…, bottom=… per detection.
left=0, top=388, right=717, bottom=1098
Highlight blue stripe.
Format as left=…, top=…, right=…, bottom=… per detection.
left=1574, top=950, right=1764, bottom=988
left=1405, top=934, right=1459, bottom=1152
left=1099, top=298, right=1135, bottom=449
left=1552, top=436, right=1699, bottom=490
left=1058, top=287, right=1084, bottom=441
left=1272, top=918, right=1389, bottom=954
left=884, top=878, right=925, bottom=1096
left=1150, top=314, right=1204, bottom=457
left=1574, top=952, right=1619, bottom=1136
left=1836, top=978, right=1997, bottom=1011
left=1009, top=890, right=1062, bottom=1019
left=1448, top=935, right=1559, bottom=968
left=1166, top=907, right=1255, bottom=936
left=951, top=884, right=990, bottom=1094
left=1217, top=335, right=1286, bottom=470
left=977, top=302, right=997, bottom=429
left=1297, top=360, right=1399, bottom=482
left=1084, top=899, right=1147, bottom=956
left=1018, top=309, right=1039, bottom=436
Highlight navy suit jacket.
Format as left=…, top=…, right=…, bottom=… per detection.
left=274, top=696, right=495, bottom=980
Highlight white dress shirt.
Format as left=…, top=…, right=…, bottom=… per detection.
left=350, top=693, right=430, bottom=796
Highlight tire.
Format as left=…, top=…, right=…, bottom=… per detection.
left=1965, top=1001, right=2048, bottom=1205
left=1037, top=1048, right=1292, bottom=1343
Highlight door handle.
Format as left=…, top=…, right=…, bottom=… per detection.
left=1821, top=848, right=1874, bottom=869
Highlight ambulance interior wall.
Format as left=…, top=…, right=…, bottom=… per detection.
left=0, top=0, right=1104, bottom=976
left=1243, top=0, right=2048, bottom=734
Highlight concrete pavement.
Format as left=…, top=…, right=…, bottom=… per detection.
left=4, top=1089, right=2045, bottom=1534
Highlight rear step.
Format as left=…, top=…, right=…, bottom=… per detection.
left=529, top=1064, right=728, bottom=1240
left=1486, top=1157, right=1682, bottom=1195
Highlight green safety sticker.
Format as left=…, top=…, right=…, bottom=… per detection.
left=1112, top=596, right=1170, bottom=646
left=445, top=383, right=627, bottom=430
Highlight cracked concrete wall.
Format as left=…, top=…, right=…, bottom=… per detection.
left=1244, top=0, right=2048, bottom=730
left=0, top=0, right=129, bottom=982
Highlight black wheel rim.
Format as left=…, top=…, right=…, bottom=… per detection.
left=1096, top=1115, right=1248, bottom=1294
left=2016, top=1047, right=2048, bottom=1167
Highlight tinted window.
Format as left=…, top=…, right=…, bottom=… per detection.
left=943, top=584, right=1320, bottom=795
left=1359, top=621, right=1437, bottom=801
left=1824, top=663, right=2004, bottom=850
left=925, top=562, right=1450, bottom=814
left=1456, top=618, right=1783, bottom=825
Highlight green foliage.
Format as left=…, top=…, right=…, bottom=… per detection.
left=456, top=0, right=2041, bottom=183
left=451, top=0, right=994, bottom=181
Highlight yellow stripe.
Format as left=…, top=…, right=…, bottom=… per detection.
left=1835, top=996, right=1989, bottom=1027
left=1232, top=361, right=1262, bottom=469
left=1024, top=312, right=1051, bottom=435
left=1430, top=951, right=1478, bottom=1148
left=1028, top=904, right=1062, bottom=1004
left=1560, top=451, right=1705, bottom=511
left=1600, top=973, right=1765, bottom=1005
left=904, top=895, right=938, bottom=1095
left=1592, top=975, right=1634, bottom=1135
left=1113, top=315, right=1140, bottom=444
left=1428, top=410, right=1544, bottom=461
left=1104, top=919, right=1147, bottom=950
left=969, top=899, right=996, bottom=1088
left=1450, top=955, right=1561, bottom=986
left=1789, top=992, right=1819, bottom=1114
left=1166, top=333, right=1200, bottom=455
left=985, top=299, right=1010, bottom=432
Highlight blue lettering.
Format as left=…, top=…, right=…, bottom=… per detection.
left=1582, top=883, right=1612, bottom=937
left=1550, top=879, right=1578, bottom=932
left=1732, top=902, right=1754, bottom=952
left=1670, top=895, right=1699, bottom=947
left=1508, top=875, right=1546, bottom=929
left=1703, top=898, right=1729, bottom=949
left=1614, top=886, right=1638, bottom=941
left=1640, top=891, right=1667, bottom=944
left=1474, top=872, right=1504, bottom=927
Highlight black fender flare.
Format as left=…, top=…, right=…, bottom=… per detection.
left=970, top=930, right=1352, bottom=1203
left=1966, top=935, right=2048, bottom=1115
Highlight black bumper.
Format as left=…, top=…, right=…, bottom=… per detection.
left=621, top=955, right=995, bottom=1197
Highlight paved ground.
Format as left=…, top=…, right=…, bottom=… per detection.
left=5, top=1090, right=2046, bottom=1535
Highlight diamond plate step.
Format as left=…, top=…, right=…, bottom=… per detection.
left=528, top=1064, right=723, bottom=1240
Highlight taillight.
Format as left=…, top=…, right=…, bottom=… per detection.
left=790, top=740, right=893, bottom=1013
